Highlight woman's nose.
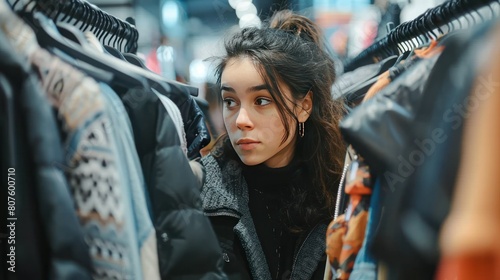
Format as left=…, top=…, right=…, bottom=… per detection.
left=235, top=108, right=254, bottom=130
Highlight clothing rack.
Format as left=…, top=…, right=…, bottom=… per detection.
left=343, top=0, right=498, bottom=72
left=10, top=0, right=139, bottom=53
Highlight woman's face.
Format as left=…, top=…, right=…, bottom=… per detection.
left=221, top=57, right=311, bottom=168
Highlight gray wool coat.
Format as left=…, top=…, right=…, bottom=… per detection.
left=201, top=154, right=328, bottom=280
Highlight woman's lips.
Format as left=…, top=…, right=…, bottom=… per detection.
left=238, top=142, right=259, bottom=151
left=236, top=139, right=260, bottom=151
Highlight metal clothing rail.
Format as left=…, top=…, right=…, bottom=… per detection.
left=343, top=0, right=498, bottom=72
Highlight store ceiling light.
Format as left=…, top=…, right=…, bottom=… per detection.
left=228, top=0, right=251, bottom=9
left=236, top=2, right=257, bottom=18
left=162, top=0, right=180, bottom=28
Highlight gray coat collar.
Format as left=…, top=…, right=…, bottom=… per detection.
left=201, top=154, right=326, bottom=280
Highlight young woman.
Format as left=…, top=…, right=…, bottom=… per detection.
left=201, top=10, right=345, bottom=280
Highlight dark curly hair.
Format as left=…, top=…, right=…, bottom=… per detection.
left=211, top=10, right=345, bottom=233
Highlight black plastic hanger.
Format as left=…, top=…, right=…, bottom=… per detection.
left=19, top=0, right=193, bottom=99
left=104, top=45, right=126, bottom=60
left=65, top=0, right=82, bottom=26
left=48, top=1, right=89, bottom=48
left=118, top=18, right=130, bottom=52
left=451, top=1, right=464, bottom=30
left=10, top=0, right=22, bottom=9
left=107, top=16, right=118, bottom=48
left=118, top=21, right=129, bottom=52
left=79, top=2, right=93, bottom=32
left=23, top=11, right=147, bottom=90
left=341, top=55, right=398, bottom=106
left=403, top=25, right=414, bottom=52
left=112, top=17, right=124, bottom=50
left=102, top=16, right=127, bottom=60
left=414, top=13, right=429, bottom=47
left=56, top=22, right=93, bottom=49
left=96, top=10, right=109, bottom=42
left=123, top=53, right=148, bottom=69
left=123, top=18, right=138, bottom=53
left=88, top=7, right=100, bottom=36
left=90, top=6, right=102, bottom=40
left=100, top=13, right=114, bottom=46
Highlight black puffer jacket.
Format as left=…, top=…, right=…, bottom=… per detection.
left=156, top=81, right=211, bottom=160
left=120, top=87, right=226, bottom=279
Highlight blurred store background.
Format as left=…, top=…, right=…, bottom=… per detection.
left=87, top=0, right=448, bottom=137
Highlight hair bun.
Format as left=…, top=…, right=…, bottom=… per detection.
left=268, top=10, right=323, bottom=47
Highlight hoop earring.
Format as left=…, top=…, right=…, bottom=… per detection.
left=298, top=122, right=305, bottom=137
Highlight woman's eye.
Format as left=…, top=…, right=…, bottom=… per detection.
left=255, top=98, right=271, bottom=106
left=223, top=98, right=237, bottom=108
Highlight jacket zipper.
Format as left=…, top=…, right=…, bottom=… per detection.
left=334, top=163, right=350, bottom=220
left=290, top=223, right=320, bottom=278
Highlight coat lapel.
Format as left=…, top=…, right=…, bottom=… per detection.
left=201, top=155, right=272, bottom=280
left=291, top=224, right=327, bottom=280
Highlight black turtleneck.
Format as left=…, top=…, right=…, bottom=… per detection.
left=242, top=160, right=302, bottom=280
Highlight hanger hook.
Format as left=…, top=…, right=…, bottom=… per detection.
left=131, top=27, right=140, bottom=53
left=41, top=0, right=55, bottom=13
left=89, top=7, right=100, bottom=33
left=459, top=0, right=473, bottom=28
left=397, top=25, right=406, bottom=53
left=430, top=6, right=445, bottom=36
left=111, top=19, right=119, bottom=49
left=402, top=25, right=411, bottom=51
left=406, top=22, right=417, bottom=50
left=83, top=2, right=95, bottom=32
left=115, top=20, right=125, bottom=50
left=102, top=14, right=114, bottom=46
left=129, top=25, right=139, bottom=53
left=487, top=1, right=497, bottom=19
left=121, top=21, right=133, bottom=52
left=411, top=13, right=423, bottom=45
left=64, top=0, right=78, bottom=24
left=78, top=2, right=89, bottom=31
left=392, top=25, right=401, bottom=52
left=464, top=0, right=479, bottom=26
left=445, top=1, right=457, bottom=32
left=388, top=25, right=398, bottom=54
left=451, top=1, right=463, bottom=30
left=473, top=1, right=485, bottom=23
left=120, top=21, right=129, bottom=51
left=96, top=9, right=107, bottom=41
left=19, top=0, right=36, bottom=13
left=124, top=27, right=132, bottom=53
left=423, top=9, right=438, bottom=40
left=108, top=15, right=119, bottom=46
left=52, top=0, right=66, bottom=21
left=57, top=0, right=75, bottom=22
left=438, top=5, right=452, bottom=34
left=11, top=0, right=22, bottom=10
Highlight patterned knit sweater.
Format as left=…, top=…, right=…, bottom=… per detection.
left=0, top=7, right=136, bottom=279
